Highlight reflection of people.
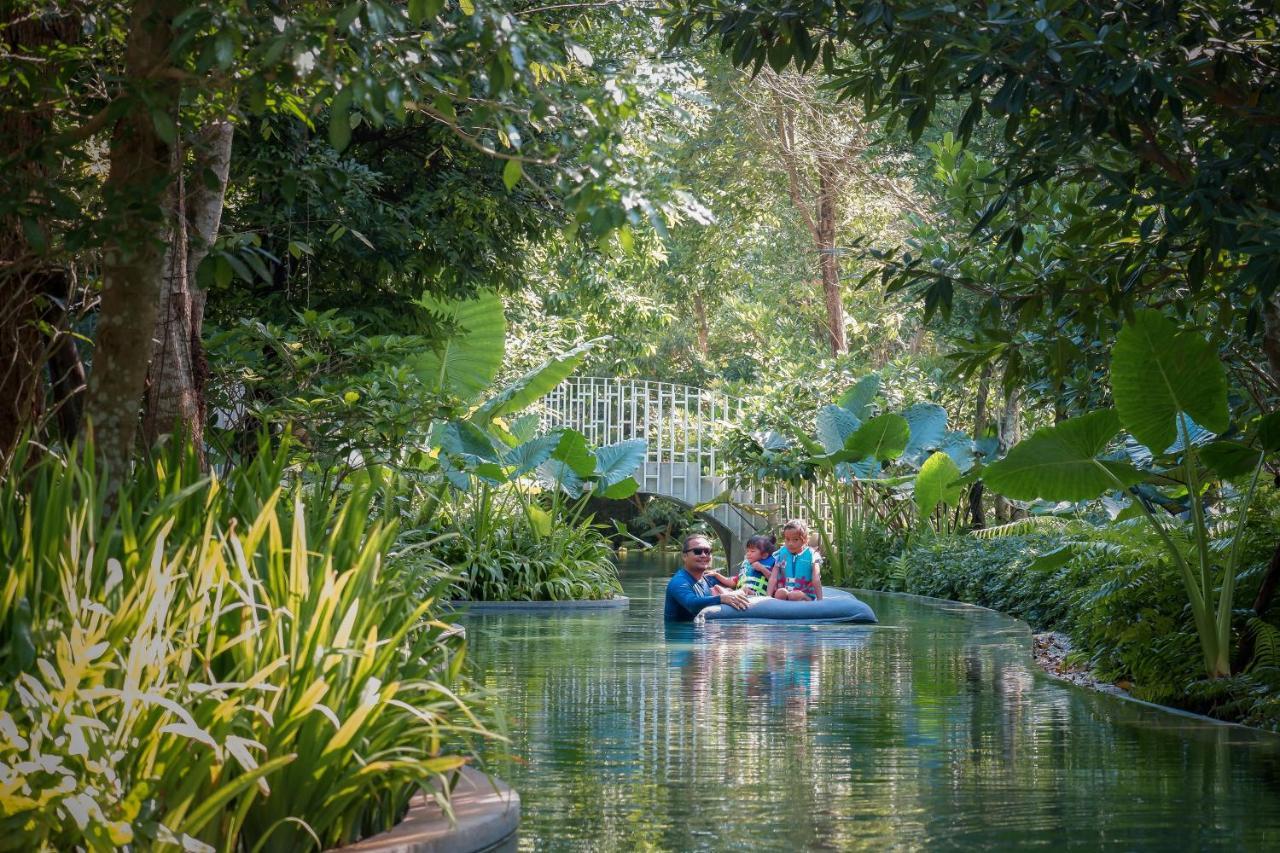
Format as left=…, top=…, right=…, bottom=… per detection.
left=709, top=535, right=777, bottom=597
left=664, top=534, right=749, bottom=621
left=770, top=519, right=823, bottom=601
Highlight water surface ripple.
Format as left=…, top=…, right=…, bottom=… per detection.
left=465, top=555, right=1280, bottom=850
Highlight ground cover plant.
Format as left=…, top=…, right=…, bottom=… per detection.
left=0, top=438, right=491, bottom=850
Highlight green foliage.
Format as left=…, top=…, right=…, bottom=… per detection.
left=981, top=312, right=1275, bottom=678
left=857, top=493, right=1280, bottom=728
left=915, top=451, right=963, bottom=520
left=0, top=437, right=489, bottom=850
left=1111, top=310, right=1229, bottom=452
left=667, top=0, right=1280, bottom=335
left=413, top=291, right=507, bottom=400
left=428, top=507, right=622, bottom=602
left=984, top=410, right=1144, bottom=501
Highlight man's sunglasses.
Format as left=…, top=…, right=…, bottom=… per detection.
left=684, top=547, right=712, bottom=556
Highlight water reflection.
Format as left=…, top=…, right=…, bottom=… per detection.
left=466, top=557, right=1280, bottom=851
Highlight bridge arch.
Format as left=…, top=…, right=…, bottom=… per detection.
left=540, top=377, right=830, bottom=562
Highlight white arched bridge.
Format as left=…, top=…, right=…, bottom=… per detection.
left=539, top=377, right=833, bottom=561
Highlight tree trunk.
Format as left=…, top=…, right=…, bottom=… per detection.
left=83, top=0, right=179, bottom=484
left=816, top=159, right=846, bottom=357
left=1263, top=290, right=1280, bottom=389
left=142, top=147, right=195, bottom=450
left=968, top=363, right=993, bottom=529
left=992, top=380, right=1024, bottom=523
left=693, top=292, right=709, bottom=355
left=142, top=121, right=232, bottom=460
left=0, top=10, right=79, bottom=459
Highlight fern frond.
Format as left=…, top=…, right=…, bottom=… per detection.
left=970, top=516, right=1066, bottom=539
left=1247, top=618, right=1280, bottom=672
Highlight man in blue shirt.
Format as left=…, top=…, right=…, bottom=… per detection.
left=664, top=534, right=750, bottom=621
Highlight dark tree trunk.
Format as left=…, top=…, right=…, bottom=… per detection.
left=83, top=0, right=179, bottom=484
left=0, top=10, right=79, bottom=459
left=816, top=160, right=846, bottom=357
left=142, top=120, right=232, bottom=460
left=693, top=292, right=709, bottom=355
left=993, top=379, right=1024, bottom=523
left=968, top=363, right=993, bottom=529
left=1263, top=291, right=1280, bottom=389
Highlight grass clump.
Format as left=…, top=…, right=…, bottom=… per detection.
left=0, top=438, right=493, bottom=851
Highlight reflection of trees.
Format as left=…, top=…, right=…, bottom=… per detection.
left=465, top=586, right=1280, bottom=851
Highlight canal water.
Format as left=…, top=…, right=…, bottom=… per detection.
left=463, top=554, right=1280, bottom=850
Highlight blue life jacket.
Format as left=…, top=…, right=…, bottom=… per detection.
left=776, top=547, right=816, bottom=597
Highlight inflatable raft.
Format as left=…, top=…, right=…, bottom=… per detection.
left=703, top=587, right=877, bottom=624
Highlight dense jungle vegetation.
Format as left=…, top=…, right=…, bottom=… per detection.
left=2, top=0, right=1279, bottom=848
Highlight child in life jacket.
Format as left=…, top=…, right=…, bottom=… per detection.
left=709, top=535, right=777, bottom=597
left=768, top=519, right=823, bottom=601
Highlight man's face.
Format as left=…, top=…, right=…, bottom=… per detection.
left=683, top=537, right=713, bottom=574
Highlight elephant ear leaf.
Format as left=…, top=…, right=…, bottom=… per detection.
left=846, top=413, right=910, bottom=462
left=1111, top=309, right=1228, bottom=454
left=414, top=291, right=506, bottom=402
left=901, top=403, right=948, bottom=467
left=915, top=451, right=963, bottom=518
left=983, top=410, right=1144, bottom=501
left=816, top=404, right=859, bottom=453
left=594, top=438, right=647, bottom=488
left=552, top=428, right=597, bottom=478
left=1200, top=441, right=1262, bottom=480
left=474, top=338, right=603, bottom=424
left=601, top=476, right=640, bottom=499
left=839, top=374, right=880, bottom=420
left=502, top=433, right=561, bottom=478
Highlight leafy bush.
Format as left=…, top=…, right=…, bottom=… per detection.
left=857, top=489, right=1280, bottom=728
left=0, top=439, right=491, bottom=851
left=423, top=506, right=622, bottom=602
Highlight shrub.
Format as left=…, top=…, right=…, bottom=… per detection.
left=422, top=508, right=622, bottom=602
left=853, top=488, right=1280, bottom=728
left=0, top=439, right=492, bottom=851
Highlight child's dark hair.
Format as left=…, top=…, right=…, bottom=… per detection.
left=746, top=535, right=775, bottom=555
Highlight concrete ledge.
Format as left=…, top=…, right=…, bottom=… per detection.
left=447, top=595, right=629, bottom=613
left=332, top=767, right=519, bottom=853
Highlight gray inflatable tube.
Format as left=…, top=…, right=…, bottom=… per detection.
left=704, top=587, right=877, bottom=624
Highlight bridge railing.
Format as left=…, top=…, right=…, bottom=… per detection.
left=539, top=377, right=832, bottom=536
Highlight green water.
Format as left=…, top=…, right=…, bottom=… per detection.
left=464, top=555, right=1280, bottom=850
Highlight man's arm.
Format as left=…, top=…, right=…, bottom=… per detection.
left=668, top=574, right=722, bottom=618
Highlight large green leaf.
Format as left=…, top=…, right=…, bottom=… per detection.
left=1200, top=441, right=1262, bottom=480
left=413, top=291, right=506, bottom=401
left=474, top=338, right=603, bottom=423
left=1258, top=411, right=1280, bottom=452
left=816, top=404, right=859, bottom=453
left=431, top=420, right=498, bottom=464
left=601, top=476, right=639, bottom=499
left=1111, top=309, right=1228, bottom=453
left=537, top=459, right=584, bottom=498
left=839, top=374, right=880, bottom=420
left=983, top=410, right=1146, bottom=501
left=846, top=413, right=910, bottom=461
left=501, top=433, right=561, bottom=478
left=915, top=451, right=963, bottom=518
left=937, top=430, right=976, bottom=472
left=593, top=438, right=647, bottom=488
left=901, top=403, right=948, bottom=467
left=551, top=428, right=596, bottom=477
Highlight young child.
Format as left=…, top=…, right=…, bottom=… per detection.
left=709, top=535, right=777, bottom=597
left=769, top=519, right=823, bottom=601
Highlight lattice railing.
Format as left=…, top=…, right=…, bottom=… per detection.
left=539, top=377, right=830, bottom=532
